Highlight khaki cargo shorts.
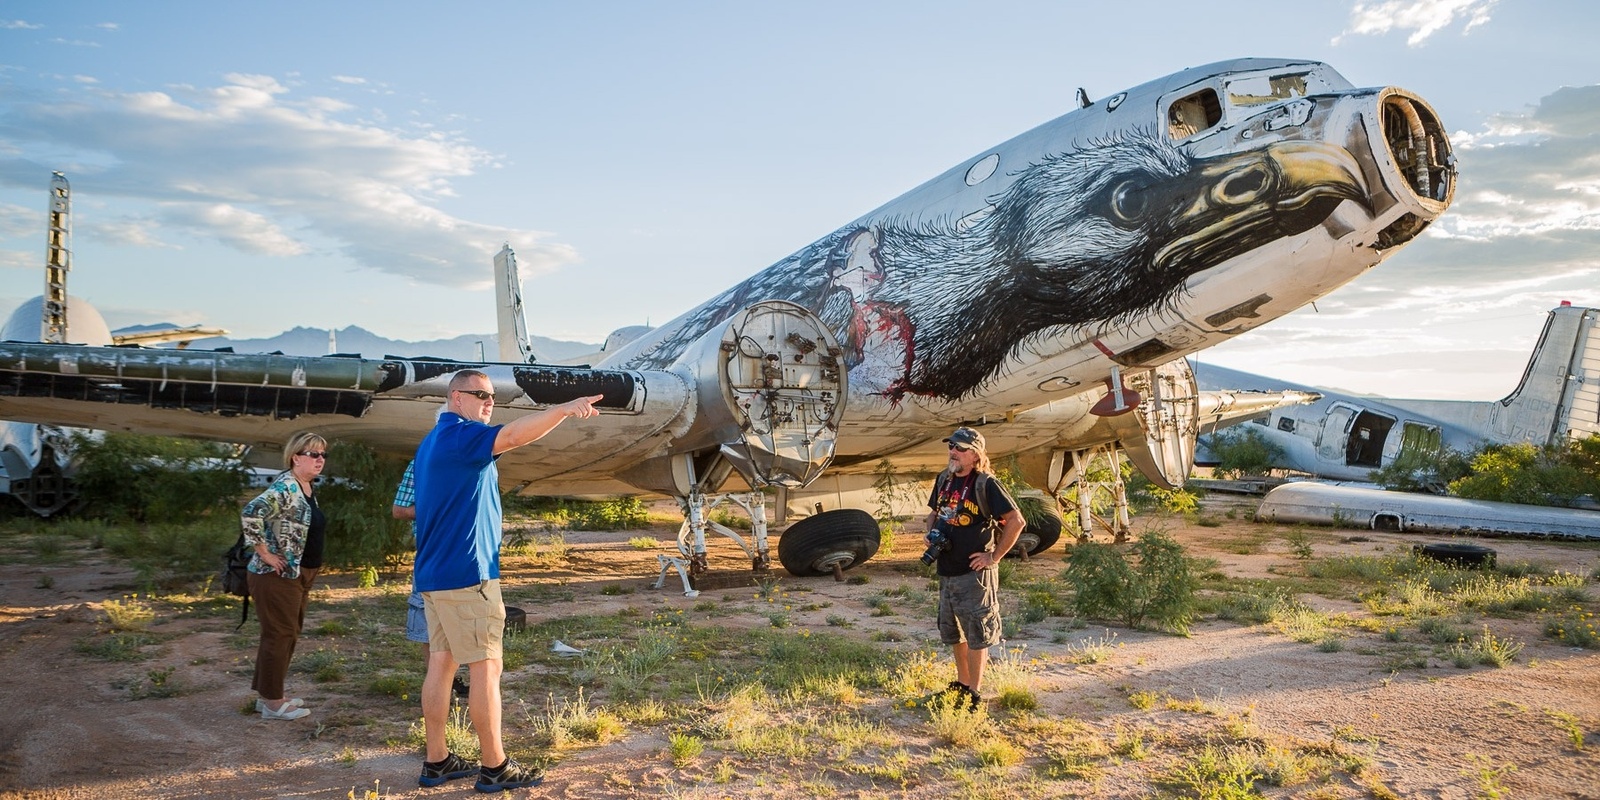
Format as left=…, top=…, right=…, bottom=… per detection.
left=423, top=579, right=505, bottom=664
left=937, top=567, right=1002, bottom=649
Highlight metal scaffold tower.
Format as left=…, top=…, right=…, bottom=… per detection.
left=43, top=172, right=71, bottom=344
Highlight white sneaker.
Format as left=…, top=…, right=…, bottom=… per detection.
left=256, top=697, right=305, bottom=713
left=260, top=702, right=310, bottom=720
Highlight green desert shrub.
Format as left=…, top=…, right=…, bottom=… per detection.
left=1206, top=427, right=1284, bottom=479
left=1062, top=531, right=1197, bottom=634
left=69, top=432, right=248, bottom=522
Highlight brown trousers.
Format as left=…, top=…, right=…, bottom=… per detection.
left=247, top=568, right=318, bottom=699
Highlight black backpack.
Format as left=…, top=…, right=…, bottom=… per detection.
left=220, top=534, right=252, bottom=630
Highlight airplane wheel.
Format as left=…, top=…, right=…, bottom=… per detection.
left=1008, top=500, right=1064, bottom=557
left=778, top=509, right=880, bottom=577
left=1415, top=542, right=1496, bottom=569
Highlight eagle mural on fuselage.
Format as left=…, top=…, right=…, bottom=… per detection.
left=614, top=126, right=1365, bottom=402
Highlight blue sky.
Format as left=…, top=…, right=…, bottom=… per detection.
left=1, top=1, right=1596, bottom=400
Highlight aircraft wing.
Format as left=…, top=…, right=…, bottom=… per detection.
left=0, top=300, right=846, bottom=494
left=110, top=325, right=230, bottom=348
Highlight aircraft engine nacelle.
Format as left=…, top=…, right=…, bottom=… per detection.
left=657, top=300, right=846, bottom=492
left=1114, top=359, right=1200, bottom=490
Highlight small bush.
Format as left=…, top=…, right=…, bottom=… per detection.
left=995, top=688, right=1038, bottom=712
left=102, top=595, right=155, bottom=632
left=925, top=691, right=992, bottom=746
left=315, top=443, right=414, bottom=570
left=68, top=432, right=248, bottom=523
left=1206, top=428, right=1284, bottom=479
left=369, top=674, right=414, bottom=698
left=1019, top=586, right=1067, bottom=623
left=1164, top=744, right=1261, bottom=799
left=1545, top=606, right=1600, bottom=649
left=1149, top=487, right=1200, bottom=515
left=1446, top=626, right=1525, bottom=668
left=1449, top=439, right=1597, bottom=508
left=667, top=732, right=704, bottom=766
left=1062, top=531, right=1197, bottom=634
left=567, top=498, right=651, bottom=531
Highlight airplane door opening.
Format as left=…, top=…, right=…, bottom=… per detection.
left=1389, top=421, right=1441, bottom=464
left=1345, top=410, right=1395, bottom=468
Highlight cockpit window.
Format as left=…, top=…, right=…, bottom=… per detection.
left=1225, top=70, right=1340, bottom=110
left=1167, top=89, right=1221, bottom=140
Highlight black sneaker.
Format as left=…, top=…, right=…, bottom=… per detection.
left=452, top=674, right=470, bottom=701
left=964, top=685, right=982, bottom=713
left=475, top=757, right=544, bottom=793
left=418, top=752, right=475, bottom=787
left=944, top=680, right=968, bottom=695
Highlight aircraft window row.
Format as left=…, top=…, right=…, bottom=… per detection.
left=1278, top=417, right=1295, bottom=433
left=1167, top=70, right=1340, bottom=142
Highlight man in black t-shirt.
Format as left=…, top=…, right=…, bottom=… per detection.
left=923, top=426, right=1025, bottom=711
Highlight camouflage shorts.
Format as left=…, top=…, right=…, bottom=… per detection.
left=937, top=567, right=1002, bottom=649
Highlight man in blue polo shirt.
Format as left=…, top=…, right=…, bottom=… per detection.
left=413, top=369, right=601, bottom=791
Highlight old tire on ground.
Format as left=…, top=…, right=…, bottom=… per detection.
left=505, top=606, right=527, bottom=631
left=778, top=509, right=880, bottom=577
left=1415, top=542, right=1496, bottom=569
left=1008, top=501, right=1064, bottom=557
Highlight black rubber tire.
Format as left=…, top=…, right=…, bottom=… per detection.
left=1415, top=542, right=1497, bottom=569
left=778, top=509, right=880, bottom=577
left=505, top=606, right=527, bottom=631
left=1008, top=501, right=1064, bottom=557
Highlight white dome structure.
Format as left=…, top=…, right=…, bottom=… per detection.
left=0, top=295, right=113, bottom=345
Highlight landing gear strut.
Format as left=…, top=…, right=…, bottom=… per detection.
left=652, top=490, right=771, bottom=597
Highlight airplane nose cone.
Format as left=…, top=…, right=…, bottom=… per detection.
left=1356, top=88, right=1454, bottom=249
left=1377, top=89, right=1454, bottom=208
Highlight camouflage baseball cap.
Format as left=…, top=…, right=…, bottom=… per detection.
left=942, top=426, right=986, bottom=452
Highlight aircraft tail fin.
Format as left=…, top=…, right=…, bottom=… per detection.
left=493, top=245, right=537, bottom=363
left=1493, top=304, right=1600, bottom=445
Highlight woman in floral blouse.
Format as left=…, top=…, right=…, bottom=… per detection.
left=240, top=431, right=329, bottom=721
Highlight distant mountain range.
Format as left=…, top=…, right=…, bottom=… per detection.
left=112, top=323, right=601, bottom=364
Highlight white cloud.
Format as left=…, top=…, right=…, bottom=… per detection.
left=88, top=218, right=176, bottom=249
left=163, top=204, right=305, bottom=255
left=0, top=20, right=42, bottom=30
left=0, top=73, right=578, bottom=285
left=0, top=201, right=37, bottom=238
left=1335, top=0, right=1497, bottom=46
left=1425, top=85, right=1600, bottom=243
left=0, top=249, right=32, bottom=270
left=95, top=23, right=119, bottom=31
left=331, top=75, right=367, bottom=85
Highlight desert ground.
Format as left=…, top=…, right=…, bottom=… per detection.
left=1, top=494, right=1598, bottom=799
